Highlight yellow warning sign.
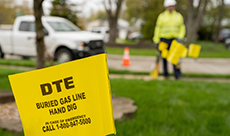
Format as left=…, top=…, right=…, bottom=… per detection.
left=8, top=54, right=116, bottom=136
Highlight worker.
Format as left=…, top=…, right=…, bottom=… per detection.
left=153, top=0, right=186, bottom=79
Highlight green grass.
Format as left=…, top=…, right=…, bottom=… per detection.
left=109, top=69, right=230, bottom=79
left=0, top=68, right=24, bottom=90
left=106, top=40, right=230, bottom=58
left=0, top=59, right=36, bottom=67
left=106, top=47, right=157, bottom=56
left=1, top=68, right=230, bottom=135
left=111, top=78, right=230, bottom=136
left=0, top=59, right=58, bottom=67
left=0, top=129, right=23, bottom=136
left=196, top=41, right=230, bottom=58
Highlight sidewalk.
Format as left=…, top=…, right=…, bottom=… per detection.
left=3, top=54, right=230, bottom=75
left=107, top=54, right=230, bottom=75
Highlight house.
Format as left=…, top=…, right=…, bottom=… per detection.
left=86, top=19, right=130, bottom=42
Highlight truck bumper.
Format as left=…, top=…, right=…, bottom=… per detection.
left=72, top=48, right=105, bottom=59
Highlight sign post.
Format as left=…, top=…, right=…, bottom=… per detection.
left=9, top=54, right=116, bottom=136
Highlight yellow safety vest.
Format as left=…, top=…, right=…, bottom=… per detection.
left=153, top=10, right=186, bottom=44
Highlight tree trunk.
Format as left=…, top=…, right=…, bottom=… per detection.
left=103, top=0, right=123, bottom=44
left=176, top=0, right=185, bottom=17
left=214, top=0, right=225, bottom=43
left=186, top=0, right=195, bottom=44
left=108, top=15, right=118, bottom=44
left=186, top=0, right=208, bottom=45
left=33, top=0, right=45, bottom=69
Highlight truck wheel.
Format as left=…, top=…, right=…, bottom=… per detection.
left=0, top=48, right=4, bottom=58
left=22, top=56, right=30, bottom=60
left=56, top=48, right=73, bottom=63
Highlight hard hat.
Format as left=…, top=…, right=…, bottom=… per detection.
left=164, top=0, right=177, bottom=7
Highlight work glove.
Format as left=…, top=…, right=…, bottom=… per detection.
left=154, top=43, right=159, bottom=51
left=176, top=38, right=182, bottom=44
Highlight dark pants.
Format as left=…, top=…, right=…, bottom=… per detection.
left=159, top=38, right=182, bottom=79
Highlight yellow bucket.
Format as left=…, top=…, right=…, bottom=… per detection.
left=161, top=49, right=168, bottom=58
left=169, top=40, right=178, bottom=54
left=188, top=44, right=201, bottom=58
left=181, top=47, right=188, bottom=58
left=167, top=40, right=187, bottom=65
left=158, top=42, right=168, bottom=51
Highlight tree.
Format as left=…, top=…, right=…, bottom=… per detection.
left=0, top=0, right=33, bottom=24
left=102, top=0, right=124, bottom=44
left=33, top=0, right=45, bottom=69
left=50, top=0, right=80, bottom=27
left=125, top=0, right=210, bottom=43
left=88, top=10, right=108, bottom=22
left=125, top=0, right=164, bottom=40
left=212, top=0, right=225, bottom=42
left=185, top=0, right=208, bottom=44
left=179, top=0, right=226, bottom=43
left=177, top=0, right=226, bottom=42
left=0, top=0, right=16, bottom=24
left=15, top=0, right=33, bottom=16
left=125, top=0, right=230, bottom=44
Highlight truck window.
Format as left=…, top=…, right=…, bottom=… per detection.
left=19, top=22, right=35, bottom=32
left=19, top=21, right=48, bottom=34
left=92, top=30, right=101, bottom=33
left=47, top=21, right=80, bottom=32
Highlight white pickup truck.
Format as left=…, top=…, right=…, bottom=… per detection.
left=0, top=15, right=105, bottom=62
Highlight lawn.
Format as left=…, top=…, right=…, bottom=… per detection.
left=0, top=68, right=24, bottom=90
left=106, top=47, right=158, bottom=56
left=111, top=79, right=230, bottom=136
left=1, top=67, right=230, bottom=135
left=196, top=41, right=230, bottom=58
left=0, top=59, right=36, bottom=67
left=106, top=40, right=230, bottom=58
left=0, top=129, right=23, bottom=136
left=0, top=59, right=57, bottom=67
left=109, top=69, right=230, bottom=79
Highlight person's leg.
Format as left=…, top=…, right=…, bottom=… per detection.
left=163, top=58, right=169, bottom=77
left=173, top=63, right=182, bottom=79
left=160, top=38, right=176, bottom=78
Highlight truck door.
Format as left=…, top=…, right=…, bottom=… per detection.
left=13, top=21, right=36, bottom=56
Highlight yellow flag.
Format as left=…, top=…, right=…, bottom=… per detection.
left=8, top=54, right=116, bottom=136
left=150, top=63, right=159, bottom=79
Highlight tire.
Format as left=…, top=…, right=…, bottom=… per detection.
left=22, top=56, right=30, bottom=60
left=56, top=48, right=73, bottom=63
left=0, top=48, right=4, bottom=58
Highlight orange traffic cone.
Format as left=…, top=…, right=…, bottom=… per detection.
left=122, top=47, right=130, bottom=66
